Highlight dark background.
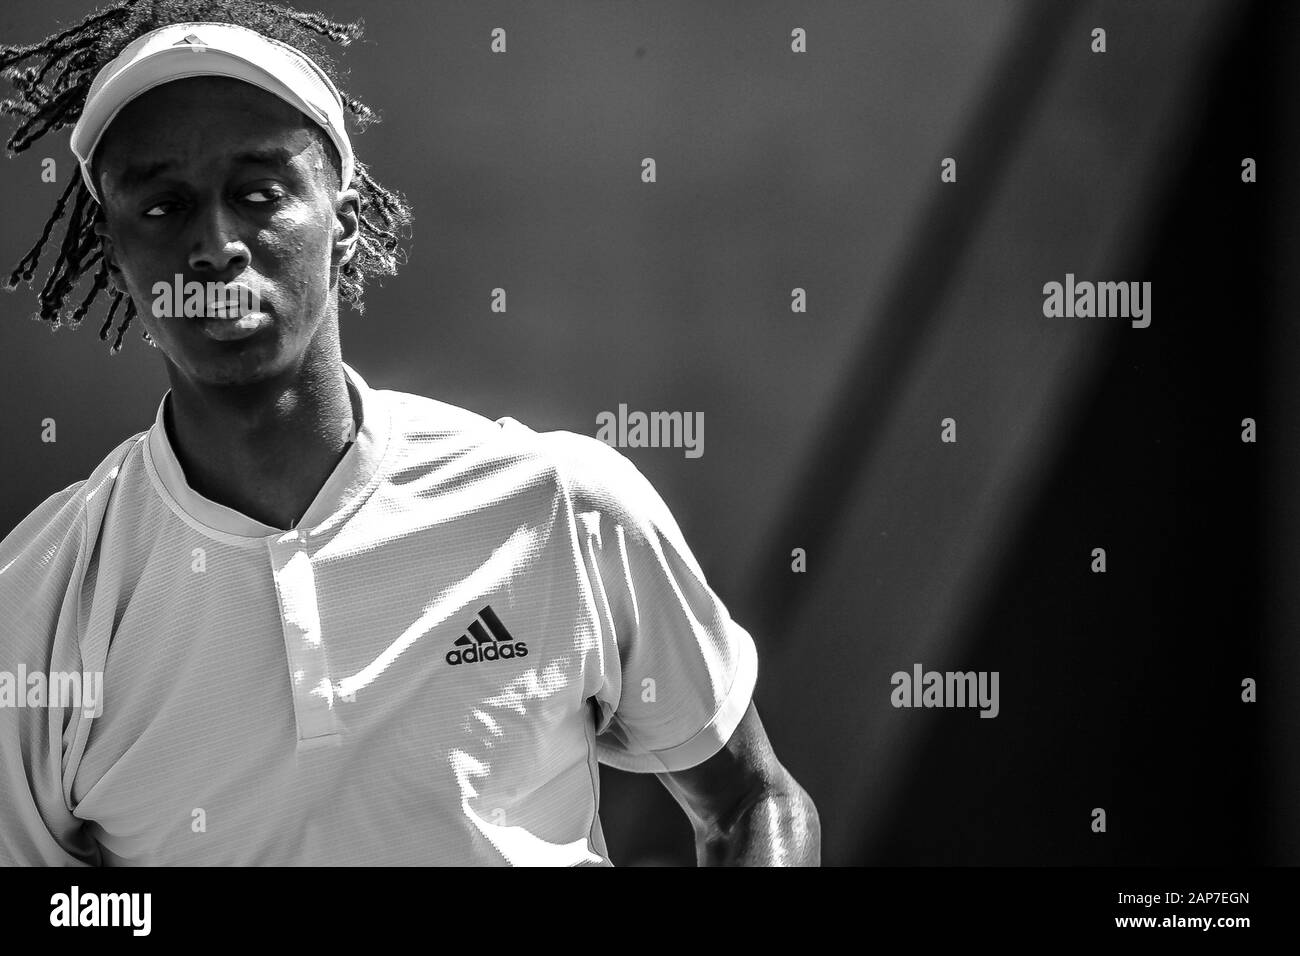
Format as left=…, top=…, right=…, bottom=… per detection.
left=1, top=0, right=1293, bottom=865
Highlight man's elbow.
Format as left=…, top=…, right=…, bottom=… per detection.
left=704, top=770, right=821, bottom=866
left=768, top=774, right=821, bottom=866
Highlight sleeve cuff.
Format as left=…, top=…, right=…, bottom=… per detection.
left=595, top=623, right=759, bottom=774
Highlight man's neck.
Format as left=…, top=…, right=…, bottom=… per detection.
left=164, top=352, right=359, bottom=532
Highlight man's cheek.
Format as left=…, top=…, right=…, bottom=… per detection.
left=111, top=240, right=177, bottom=303
left=273, top=256, right=327, bottom=309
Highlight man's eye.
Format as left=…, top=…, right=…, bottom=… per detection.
left=244, top=188, right=282, bottom=204
left=143, top=202, right=175, bottom=217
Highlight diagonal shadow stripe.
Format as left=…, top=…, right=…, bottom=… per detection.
left=747, top=1, right=1083, bottom=637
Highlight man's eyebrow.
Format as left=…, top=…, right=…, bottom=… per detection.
left=117, top=160, right=175, bottom=190
left=114, top=148, right=298, bottom=190
left=231, top=147, right=298, bottom=169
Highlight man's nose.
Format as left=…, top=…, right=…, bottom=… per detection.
left=186, top=201, right=250, bottom=275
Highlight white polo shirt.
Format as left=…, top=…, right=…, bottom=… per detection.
left=0, top=362, right=757, bottom=866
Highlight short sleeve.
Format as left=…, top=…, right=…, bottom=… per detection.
left=0, top=483, right=101, bottom=866
left=540, top=430, right=758, bottom=774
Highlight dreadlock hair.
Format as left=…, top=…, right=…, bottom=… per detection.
left=0, top=0, right=411, bottom=352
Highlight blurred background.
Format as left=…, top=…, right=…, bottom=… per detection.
left=0, top=0, right=1292, bottom=865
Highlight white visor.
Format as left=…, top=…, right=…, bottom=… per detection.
left=70, top=21, right=354, bottom=203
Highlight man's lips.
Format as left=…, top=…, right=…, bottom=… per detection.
left=204, top=283, right=260, bottom=318
left=198, top=312, right=272, bottom=341
left=149, top=277, right=273, bottom=340
left=180, top=281, right=271, bottom=340
left=197, top=284, right=270, bottom=340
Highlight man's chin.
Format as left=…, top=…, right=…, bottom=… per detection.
left=157, top=323, right=288, bottom=387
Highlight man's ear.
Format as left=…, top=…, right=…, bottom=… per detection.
left=92, top=214, right=127, bottom=295
left=332, top=188, right=361, bottom=269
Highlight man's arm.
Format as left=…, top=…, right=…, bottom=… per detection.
left=655, top=701, right=820, bottom=866
left=0, top=482, right=102, bottom=866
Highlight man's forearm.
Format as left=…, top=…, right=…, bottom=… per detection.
left=697, top=780, right=821, bottom=866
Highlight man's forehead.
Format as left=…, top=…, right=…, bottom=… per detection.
left=97, top=80, right=323, bottom=185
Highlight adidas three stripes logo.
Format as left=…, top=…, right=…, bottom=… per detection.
left=445, top=605, right=528, bottom=666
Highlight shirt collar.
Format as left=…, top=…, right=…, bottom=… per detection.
left=144, top=361, right=391, bottom=543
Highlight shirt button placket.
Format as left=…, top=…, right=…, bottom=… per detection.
left=269, top=530, right=343, bottom=747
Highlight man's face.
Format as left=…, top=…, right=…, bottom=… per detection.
left=93, top=75, right=359, bottom=387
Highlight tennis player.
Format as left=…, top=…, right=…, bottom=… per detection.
left=0, top=3, right=819, bottom=865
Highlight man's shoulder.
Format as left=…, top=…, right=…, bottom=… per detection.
left=380, top=386, right=661, bottom=527
left=502, top=421, right=671, bottom=533
left=0, top=479, right=86, bottom=556
left=0, top=431, right=146, bottom=571
left=380, top=386, right=528, bottom=458
left=0, top=430, right=145, bottom=637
